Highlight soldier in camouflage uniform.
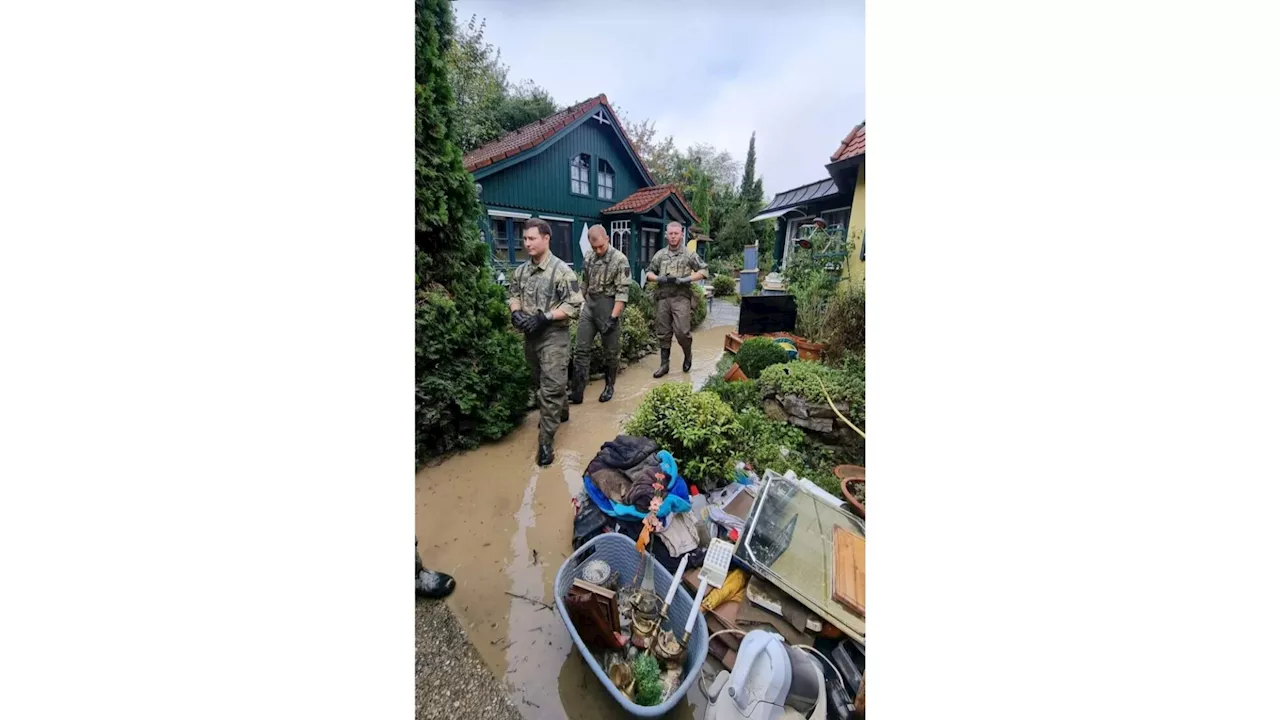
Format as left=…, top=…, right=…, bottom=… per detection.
left=508, top=218, right=584, bottom=466
left=645, top=221, right=708, bottom=377
left=570, top=225, right=631, bottom=405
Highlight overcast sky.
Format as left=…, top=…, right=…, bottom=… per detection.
left=451, top=0, right=865, bottom=198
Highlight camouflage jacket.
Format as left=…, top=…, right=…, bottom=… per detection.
left=508, top=252, right=583, bottom=325
left=647, top=246, right=708, bottom=296
left=582, top=245, right=631, bottom=303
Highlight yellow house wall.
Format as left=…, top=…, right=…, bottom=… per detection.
left=841, top=162, right=866, bottom=288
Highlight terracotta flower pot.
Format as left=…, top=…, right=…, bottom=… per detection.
left=724, top=363, right=749, bottom=383
left=841, top=478, right=865, bottom=520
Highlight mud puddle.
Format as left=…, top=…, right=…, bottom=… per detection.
left=416, top=301, right=736, bottom=719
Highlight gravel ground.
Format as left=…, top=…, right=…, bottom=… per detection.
left=416, top=598, right=521, bottom=720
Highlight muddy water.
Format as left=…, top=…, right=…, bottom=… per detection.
left=416, top=301, right=737, bottom=720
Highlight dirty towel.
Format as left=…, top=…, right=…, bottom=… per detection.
left=591, top=468, right=633, bottom=503
left=655, top=511, right=700, bottom=557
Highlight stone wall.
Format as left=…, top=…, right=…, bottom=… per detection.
left=763, top=392, right=862, bottom=449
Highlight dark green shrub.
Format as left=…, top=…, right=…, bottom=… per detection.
left=415, top=0, right=530, bottom=463
left=820, top=284, right=865, bottom=363
left=702, top=376, right=763, bottom=414
left=736, top=337, right=789, bottom=379
left=711, top=274, right=737, bottom=298
left=624, top=383, right=739, bottom=487
left=693, top=288, right=708, bottom=328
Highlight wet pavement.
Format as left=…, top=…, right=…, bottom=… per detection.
left=416, top=299, right=738, bottom=720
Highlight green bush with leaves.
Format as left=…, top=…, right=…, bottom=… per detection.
left=820, top=283, right=865, bottom=363
left=415, top=0, right=530, bottom=463
left=625, top=383, right=739, bottom=487
left=758, top=360, right=865, bottom=426
left=702, top=376, right=764, bottom=414
left=692, top=287, right=708, bottom=328
left=711, top=274, right=737, bottom=298
left=736, top=337, right=789, bottom=379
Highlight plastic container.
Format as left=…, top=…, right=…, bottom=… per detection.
left=554, top=533, right=709, bottom=717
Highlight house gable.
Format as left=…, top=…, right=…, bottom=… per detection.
left=476, top=117, right=649, bottom=218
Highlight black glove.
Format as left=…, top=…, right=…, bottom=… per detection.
left=656, top=275, right=673, bottom=285
left=675, top=276, right=693, bottom=286
left=603, top=316, right=620, bottom=335
left=524, top=311, right=552, bottom=334
left=511, top=310, right=530, bottom=330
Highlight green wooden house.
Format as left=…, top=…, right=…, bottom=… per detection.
left=465, top=94, right=699, bottom=282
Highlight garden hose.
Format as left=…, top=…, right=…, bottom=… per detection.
left=817, top=376, right=866, bottom=439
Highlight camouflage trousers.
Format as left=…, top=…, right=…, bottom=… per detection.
left=573, top=296, right=622, bottom=375
left=524, top=325, right=570, bottom=444
left=654, top=291, right=693, bottom=352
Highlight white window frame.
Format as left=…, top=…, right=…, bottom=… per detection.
left=487, top=209, right=531, bottom=220
left=597, top=159, right=615, bottom=200
left=610, top=220, right=631, bottom=254
left=570, top=154, right=590, bottom=195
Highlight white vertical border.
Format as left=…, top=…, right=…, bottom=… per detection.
left=874, top=1, right=1280, bottom=718
left=1, top=0, right=410, bottom=717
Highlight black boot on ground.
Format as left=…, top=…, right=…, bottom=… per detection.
left=653, top=348, right=671, bottom=378
left=568, top=365, right=586, bottom=405
left=598, top=365, right=617, bottom=403
left=561, top=405, right=570, bottom=422
left=682, top=345, right=693, bottom=373
left=416, top=568, right=456, bottom=599
left=538, top=442, right=555, bottom=466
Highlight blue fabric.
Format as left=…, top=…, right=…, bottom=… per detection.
left=583, top=449, right=693, bottom=519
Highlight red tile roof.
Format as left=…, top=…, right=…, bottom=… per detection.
left=831, top=122, right=866, bottom=163
left=602, top=184, right=699, bottom=224
left=463, top=93, right=653, bottom=185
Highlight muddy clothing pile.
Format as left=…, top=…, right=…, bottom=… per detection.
left=573, top=434, right=706, bottom=572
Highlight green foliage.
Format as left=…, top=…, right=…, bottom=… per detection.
left=736, top=337, right=789, bottom=379
left=715, top=351, right=737, bottom=376
left=759, top=360, right=865, bottom=425
left=702, top=376, right=764, bottom=414
left=715, top=208, right=755, bottom=262
left=627, top=280, right=655, bottom=324
left=740, top=132, right=761, bottom=206
left=784, top=241, right=840, bottom=342
left=625, top=383, right=739, bottom=487
left=446, top=14, right=560, bottom=153
left=820, top=283, right=865, bottom=363
left=416, top=0, right=530, bottom=463
left=711, top=274, right=737, bottom=298
left=692, top=288, right=708, bottom=329
left=631, top=653, right=663, bottom=706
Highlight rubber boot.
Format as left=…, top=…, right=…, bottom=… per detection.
left=537, top=441, right=555, bottom=466
left=653, top=348, right=671, bottom=378
left=598, top=364, right=617, bottom=403
left=681, top=344, right=693, bottom=373
left=416, top=538, right=456, bottom=599
left=568, top=364, right=586, bottom=405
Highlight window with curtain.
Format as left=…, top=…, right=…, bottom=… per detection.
left=597, top=159, right=615, bottom=200
left=570, top=154, right=590, bottom=195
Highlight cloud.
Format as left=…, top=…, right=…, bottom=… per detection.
left=451, top=0, right=865, bottom=197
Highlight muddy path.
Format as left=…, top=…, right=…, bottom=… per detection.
left=416, top=301, right=738, bottom=720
